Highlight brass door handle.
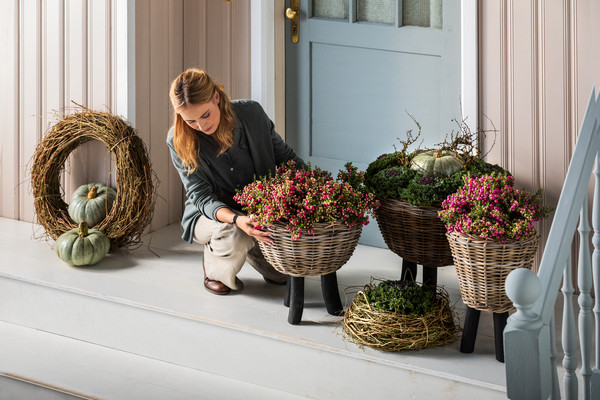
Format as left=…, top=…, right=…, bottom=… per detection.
left=285, top=8, right=297, bottom=20
left=286, top=0, right=299, bottom=44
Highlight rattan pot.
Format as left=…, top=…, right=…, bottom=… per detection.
left=375, top=198, right=453, bottom=267
left=446, top=231, right=540, bottom=313
left=258, top=221, right=363, bottom=277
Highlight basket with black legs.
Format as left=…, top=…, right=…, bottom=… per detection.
left=235, top=161, right=379, bottom=325
left=259, top=221, right=363, bottom=324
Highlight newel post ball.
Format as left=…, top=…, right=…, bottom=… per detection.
left=506, top=268, right=542, bottom=328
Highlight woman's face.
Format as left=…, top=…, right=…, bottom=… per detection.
left=179, top=91, right=221, bottom=135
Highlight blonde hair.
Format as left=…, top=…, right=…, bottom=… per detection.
left=169, top=68, right=235, bottom=173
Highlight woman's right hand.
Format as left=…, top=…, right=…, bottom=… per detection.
left=235, top=215, right=273, bottom=245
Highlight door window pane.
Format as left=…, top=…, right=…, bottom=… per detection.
left=403, top=0, right=443, bottom=28
left=357, top=0, right=395, bottom=25
left=313, top=0, right=349, bottom=20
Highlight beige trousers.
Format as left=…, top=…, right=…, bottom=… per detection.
left=193, top=215, right=286, bottom=290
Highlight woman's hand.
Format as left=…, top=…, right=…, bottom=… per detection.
left=235, top=215, right=273, bottom=245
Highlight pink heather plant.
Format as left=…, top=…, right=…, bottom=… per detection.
left=438, top=174, right=552, bottom=243
left=234, top=161, right=379, bottom=240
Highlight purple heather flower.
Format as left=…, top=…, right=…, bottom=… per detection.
left=385, top=168, right=400, bottom=178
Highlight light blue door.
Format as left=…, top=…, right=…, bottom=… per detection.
left=285, top=0, right=462, bottom=247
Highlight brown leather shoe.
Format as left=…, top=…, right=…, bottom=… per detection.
left=202, top=255, right=230, bottom=295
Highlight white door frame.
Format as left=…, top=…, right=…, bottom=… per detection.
left=250, top=0, right=477, bottom=138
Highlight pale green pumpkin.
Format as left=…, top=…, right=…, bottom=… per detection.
left=55, top=221, right=110, bottom=266
left=68, top=183, right=116, bottom=227
left=410, top=149, right=464, bottom=178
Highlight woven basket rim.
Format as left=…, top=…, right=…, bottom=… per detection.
left=446, top=230, right=540, bottom=246
left=266, top=219, right=359, bottom=232
left=379, top=197, right=443, bottom=211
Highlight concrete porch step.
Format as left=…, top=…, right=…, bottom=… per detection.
left=0, top=217, right=507, bottom=399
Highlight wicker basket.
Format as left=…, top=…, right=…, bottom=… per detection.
left=375, top=198, right=453, bottom=267
left=258, top=221, right=363, bottom=277
left=446, top=231, right=540, bottom=313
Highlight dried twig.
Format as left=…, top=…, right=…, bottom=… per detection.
left=31, top=107, right=157, bottom=250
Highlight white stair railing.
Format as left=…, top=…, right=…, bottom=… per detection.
left=504, top=88, right=600, bottom=400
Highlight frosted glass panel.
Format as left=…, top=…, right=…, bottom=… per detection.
left=403, top=0, right=443, bottom=29
left=313, top=0, right=349, bottom=20
left=357, top=0, right=395, bottom=24
left=430, top=0, right=443, bottom=28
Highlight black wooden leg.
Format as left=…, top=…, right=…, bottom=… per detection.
left=288, top=276, right=304, bottom=325
left=493, top=312, right=509, bottom=363
left=283, top=275, right=292, bottom=307
left=460, top=306, right=481, bottom=353
left=402, top=259, right=417, bottom=281
left=422, top=266, right=437, bottom=287
left=321, top=272, right=343, bottom=316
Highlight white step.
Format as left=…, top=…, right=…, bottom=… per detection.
left=0, top=321, right=306, bottom=400
left=0, top=217, right=507, bottom=399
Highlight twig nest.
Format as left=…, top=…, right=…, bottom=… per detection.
left=342, top=281, right=458, bottom=351
left=31, top=107, right=156, bottom=249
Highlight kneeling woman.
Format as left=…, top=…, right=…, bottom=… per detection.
left=167, top=68, right=305, bottom=295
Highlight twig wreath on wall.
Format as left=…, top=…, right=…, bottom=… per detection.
left=31, top=106, right=157, bottom=250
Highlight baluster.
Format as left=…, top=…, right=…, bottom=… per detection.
left=578, top=196, right=594, bottom=399
left=548, top=315, right=560, bottom=399
left=562, top=255, right=578, bottom=399
left=592, top=155, right=600, bottom=399
left=592, top=155, right=600, bottom=371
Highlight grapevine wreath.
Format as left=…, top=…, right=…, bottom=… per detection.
left=31, top=107, right=157, bottom=250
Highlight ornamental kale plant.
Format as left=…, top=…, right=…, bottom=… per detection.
left=366, top=155, right=508, bottom=207
left=438, top=174, right=552, bottom=243
left=364, top=114, right=508, bottom=207
left=234, top=161, right=379, bottom=240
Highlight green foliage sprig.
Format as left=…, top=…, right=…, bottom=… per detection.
left=365, top=280, right=436, bottom=315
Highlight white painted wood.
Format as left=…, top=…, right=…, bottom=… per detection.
left=0, top=321, right=306, bottom=400
left=42, top=0, right=65, bottom=133
left=20, top=0, right=43, bottom=224
left=0, top=217, right=508, bottom=400
left=460, top=0, right=478, bottom=131
left=0, top=0, right=19, bottom=220
left=65, top=0, right=88, bottom=199
left=251, top=0, right=277, bottom=119
left=504, top=268, right=550, bottom=400
left=505, top=89, right=600, bottom=399
left=88, top=0, right=115, bottom=188
left=562, top=256, right=579, bottom=400
left=548, top=316, right=560, bottom=398
left=579, top=195, right=594, bottom=399
left=594, top=155, right=600, bottom=400
left=113, top=0, right=135, bottom=123
left=534, top=89, right=600, bottom=323
left=0, top=375, right=82, bottom=400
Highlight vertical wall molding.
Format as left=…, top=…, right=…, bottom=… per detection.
left=531, top=0, right=539, bottom=191
left=480, top=0, right=599, bottom=271
left=500, top=0, right=508, bottom=169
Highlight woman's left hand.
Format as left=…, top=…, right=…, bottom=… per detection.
left=235, top=215, right=273, bottom=245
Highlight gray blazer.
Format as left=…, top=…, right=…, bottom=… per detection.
left=167, top=100, right=304, bottom=243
